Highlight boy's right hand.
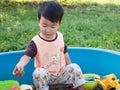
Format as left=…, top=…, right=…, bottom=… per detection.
left=13, top=65, right=24, bottom=77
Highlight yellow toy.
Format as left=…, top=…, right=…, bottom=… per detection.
left=97, top=74, right=120, bottom=90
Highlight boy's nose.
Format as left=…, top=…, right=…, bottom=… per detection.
left=46, top=28, right=51, bottom=33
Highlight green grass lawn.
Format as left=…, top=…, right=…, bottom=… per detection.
left=0, top=1, right=120, bottom=52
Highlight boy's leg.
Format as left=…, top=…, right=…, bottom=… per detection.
left=77, top=84, right=84, bottom=90
left=33, top=68, right=50, bottom=90
left=54, top=63, right=85, bottom=89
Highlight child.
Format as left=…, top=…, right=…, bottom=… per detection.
left=13, top=1, right=85, bottom=90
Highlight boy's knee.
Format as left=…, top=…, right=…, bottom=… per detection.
left=67, top=63, right=82, bottom=73
left=68, top=63, right=79, bottom=69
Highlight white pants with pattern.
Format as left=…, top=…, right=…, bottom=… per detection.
left=33, top=63, right=85, bottom=90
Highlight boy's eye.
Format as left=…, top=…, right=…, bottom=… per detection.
left=43, top=25, right=47, bottom=27
left=51, top=26, right=56, bottom=28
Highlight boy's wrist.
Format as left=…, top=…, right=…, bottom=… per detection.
left=16, top=63, right=24, bottom=70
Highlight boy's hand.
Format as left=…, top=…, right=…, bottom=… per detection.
left=13, top=65, right=24, bottom=77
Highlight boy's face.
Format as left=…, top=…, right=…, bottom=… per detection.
left=38, top=16, right=61, bottom=40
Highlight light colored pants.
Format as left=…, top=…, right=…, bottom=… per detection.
left=33, top=63, right=85, bottom=90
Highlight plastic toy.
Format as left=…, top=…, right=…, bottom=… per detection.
left=97, top=74, right=120, bottom=90
left=0, top=80, right=19, bottom=90
left=19, top=84, right=33, bottom=90
left=83, top=73, right=100, bottom=90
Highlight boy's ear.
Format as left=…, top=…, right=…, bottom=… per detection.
left=59, top=20, right=62, bottom=25
left=37, top=17, right=40, bottom=23
left=37, top=18, right=40, bottom=26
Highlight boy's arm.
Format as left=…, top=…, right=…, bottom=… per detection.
left=64, top=53, right=71, bottom=65
left=13, top=55, right=31, bottom=77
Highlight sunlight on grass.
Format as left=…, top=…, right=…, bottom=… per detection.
left=10, top=0, right=38, bottom=1
left=81, top=0, right=120, bottom=5
left=9, top=0, right=120, bottom=5
left=10, top=0, right=42, bottom=2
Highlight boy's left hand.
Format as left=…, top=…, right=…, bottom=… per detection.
left=13, top=66, right=24, bottom=77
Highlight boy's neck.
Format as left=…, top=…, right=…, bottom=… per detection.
left=39, top=33, right=57, bottom=41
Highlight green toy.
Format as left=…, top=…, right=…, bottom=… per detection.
left=0, top=80, right=19, bottom=90
left=83, top=73, right=100, bottom=90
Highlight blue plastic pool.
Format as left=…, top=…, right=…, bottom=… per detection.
left=0, top=47, right=120, bottom=85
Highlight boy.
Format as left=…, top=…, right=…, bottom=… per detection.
left=13, top=1, right=85, bottom=90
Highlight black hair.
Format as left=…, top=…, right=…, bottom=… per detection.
left=38, top=1, right=63, bottom=23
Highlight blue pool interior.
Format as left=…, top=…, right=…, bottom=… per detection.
left=0, top=47, right=120, bottom=85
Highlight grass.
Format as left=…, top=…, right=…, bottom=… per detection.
left=0, top=1, right=120, bottom=52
